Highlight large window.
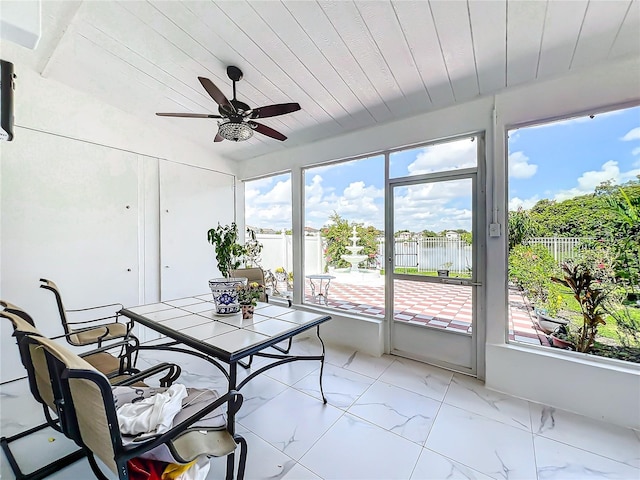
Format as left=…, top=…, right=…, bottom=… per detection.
left=507, top=105, right=640, bottom=364
left=303, top=156, right=385, bottom=315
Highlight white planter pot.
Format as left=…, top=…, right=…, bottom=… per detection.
left=208, top=277, right=247, bottom=314
left=535, top=310, right=569, bottom=334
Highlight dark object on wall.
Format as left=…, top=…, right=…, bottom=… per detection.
left=0, top=60, right=15, bottom=141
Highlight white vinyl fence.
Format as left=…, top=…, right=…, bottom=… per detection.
left=390, top=238, right=472, bottom=274
left=251, top=234, right=586, bottom=277
left=250, top=233, right=324, bottom=275
left=525, top=237, right=586, bottom=263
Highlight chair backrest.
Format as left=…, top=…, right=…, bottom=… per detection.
left=21, top=333, right=121, bottom=473
left=0, top=307, right=55, bottom=411
left=1, top=300, right=40, bottom=334
left=39, top=278, right=72, bottom=336
left=39, top=277, right=133, bottom=349
left=230, top=267, right=267, bottom=301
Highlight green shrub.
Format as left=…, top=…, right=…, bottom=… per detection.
left=509, top=244, right=562, bottom=314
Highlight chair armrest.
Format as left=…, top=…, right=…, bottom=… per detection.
left=48, top=333, right=132, bottom=354
left=65, top=303, right=125, bottom=313
left=64, top=304, right=129, bottom=328
left=114, top=362, right=182, bottom=388
left=64, top=314, right=127, bottom=326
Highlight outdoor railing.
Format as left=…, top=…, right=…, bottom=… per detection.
left=250, top=233, right=588, bottom=278
left=525, top=237, right=586, bottom=264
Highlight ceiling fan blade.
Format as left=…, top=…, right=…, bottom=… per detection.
left=249, top=121, right=287, bottom=141
left=156, top=112, right=222, bottom=118
left=198, top=77, right=235, bottom=113
left=250, top=103, right=301, bottom=119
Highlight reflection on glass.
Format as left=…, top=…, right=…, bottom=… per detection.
left=393, top=279, right=472, bottom=334
left=393, top=179, right=473, bottom=278
left=303, top=156, right=385, bottom=315
left=244, top=173, right=293, bottom=298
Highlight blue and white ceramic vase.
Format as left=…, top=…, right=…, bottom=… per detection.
left=208, top=277, right=247, bottom=314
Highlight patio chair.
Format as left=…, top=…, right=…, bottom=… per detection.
left=0, top=305, right=181, bottom=480
left=230, top=267, right=267, bottom=302
left=0, top=300, right=144, bottom=380
left=39, top=278, right=138, bottom=349
left=20, top=333, right=247, bottom=480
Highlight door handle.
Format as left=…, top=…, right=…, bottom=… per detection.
left=441, top=278, right=482, bottom=286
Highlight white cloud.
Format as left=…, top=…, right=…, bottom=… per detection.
left=509, top=195, right=540, bottom=211
left=392, top=182, right=472, bottom=232
left=553, top=160, right=640, bottom=201
left=508, top=151, right=538, bottom=179
left=245, top=176, right=292, bottom=230
left=632, top=147, right=640, bottom=156
left=407, top=138, right=476, bottom=175
left=621, top=127, right=640, bottom=141
left=302, top=175, right=385, bottom=229
left=259, top=178, right=291, bottom=204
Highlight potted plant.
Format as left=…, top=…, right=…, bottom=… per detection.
left=534, top=283, right=569, bottom=334
left=207, top=222, right=247, bottom=314
left=236, top=281, right=264, bottom=319
left=437, top=262, right=453, bottom=277
left=549, top=324, right=574, bottom=349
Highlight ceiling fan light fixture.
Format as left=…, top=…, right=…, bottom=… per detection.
left=218, top=119, right=253, bottom=142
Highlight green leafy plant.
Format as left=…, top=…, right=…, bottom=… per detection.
left=508, top=206, right=534, bottom=250
left=207, top=222, right=246, bottom=278
left=606, top=184, right=639, bottom=293
left=236, top=281, right=264, bottom=306
left=321, top=212, right=380, bottom=271
left=508, top=244, right=561, bottom=312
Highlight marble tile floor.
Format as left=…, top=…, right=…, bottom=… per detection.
left=1, top=338, right=639, bottom=480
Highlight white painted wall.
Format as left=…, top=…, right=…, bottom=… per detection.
left=0, top=46, right=238, bottom=382
left=238, top=56, right=640, bottom=429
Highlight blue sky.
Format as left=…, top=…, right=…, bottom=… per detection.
left=509, top=105, right=640, bottom=209
left=246, top=105, right=640, bottom=232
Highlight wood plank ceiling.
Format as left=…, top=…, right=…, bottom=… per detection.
left=31, top=0, right=640, bottom=162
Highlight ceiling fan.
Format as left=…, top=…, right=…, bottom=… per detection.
left=156, top=66, right=301, bottom=142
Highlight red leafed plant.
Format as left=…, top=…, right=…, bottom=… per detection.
left=551, top=261, right=610, bottom=353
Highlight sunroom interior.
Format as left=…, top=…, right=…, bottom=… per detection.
left=1, top=1, right=639, bottom=477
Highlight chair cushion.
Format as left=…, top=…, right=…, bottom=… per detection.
left=170, top=429, right=237, bottom=463
left=83, top=351, right=122, bottom=376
